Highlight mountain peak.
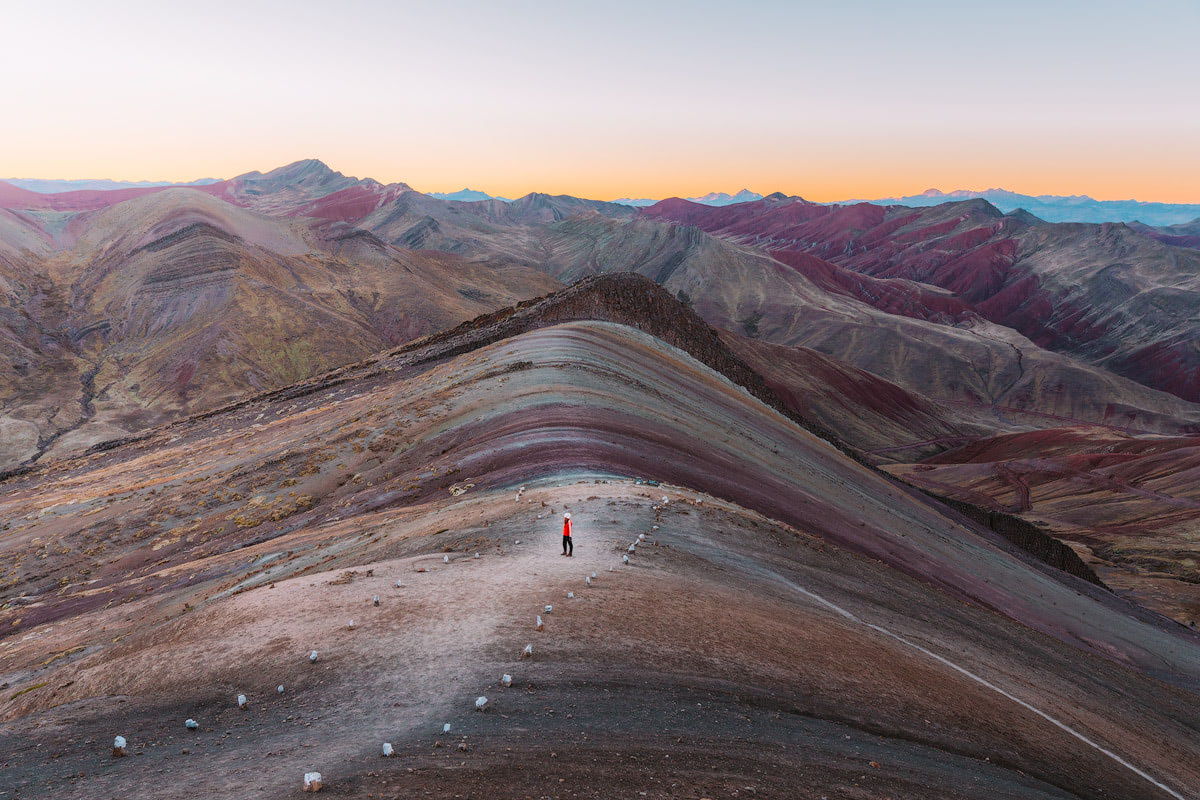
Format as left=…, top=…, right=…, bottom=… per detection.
left=263, top=159, right=340, bottom=180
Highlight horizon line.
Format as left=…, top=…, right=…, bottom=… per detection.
left=3, top=169, right=1200, bottom=208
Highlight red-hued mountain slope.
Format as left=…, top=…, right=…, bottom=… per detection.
left=643, top=196, right=1200, bottom=403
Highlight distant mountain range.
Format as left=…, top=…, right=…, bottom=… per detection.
left=614, top=189, right=765, bottom=207
left=852, top=188, right=1200, bottom=226
left=421, top=188, right=767, bottom=207
left=5, top=177, right=220, bottom=193
left=10, top=174, right=1199, bottom=224
left=427, top=188, right=513, bottom=202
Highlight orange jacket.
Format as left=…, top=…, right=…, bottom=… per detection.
left=562, top=518, right=572, bottom=537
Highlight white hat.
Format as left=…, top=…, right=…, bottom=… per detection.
left=564, top=512, right=571, bottom=519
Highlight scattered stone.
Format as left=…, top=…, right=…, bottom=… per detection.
left=303, top=772, right=323, bottom=792
left=396, top=580, right=403, bottom=587
left=585, top=577, right=591, bottom=586
left=567, top=592, right=574, bottom=599
left=536, top=615, right=544, bottom=631
left=443, top=555, right=450, bottom=564
left=591, top=572, right=597, bottom=579
left=373, top=595, right=379, bottom=606
left=112, top=736, right=127, bottom=757
left=185, top=719, right=198, bottom=730
left=309, top=650, right=319, bottom=663
left=278, top=685, right=285, bottom=694
left=237, top=694, right=247, bottom=708
left=638, top=533, right=645, bottom=541
left=523, top=643, right=533, bottom=658
left=662, top=496, right=669, bottom=503
left=475, top=696, right=488, bottom=711
left=501, top=674, right=512, bottom=687
left=515, top=539, right=521, bottom=545
left=474, top=552, right=480, bottom=558
left=442, top=723, right=451, bottom=734
left=382, top=742, right=394, bottom=757
left=347, top=620, right=355, bottom=630
left=628, top=543, right=636, bottom=553
left=622, top=555, right=629, bottom=565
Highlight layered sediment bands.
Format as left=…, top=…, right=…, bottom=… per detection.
left=3, top=277, right=1199, bottom=798
left=891, top=427, right=1200, bottom=624
left=642, top=196, right=1200, bottom=403
left=3, top=304, right=1195, bottom=688
left=0, top=189, right=560, bottom=469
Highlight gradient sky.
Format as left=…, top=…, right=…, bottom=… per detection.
left=2, top=0, right=1198, bottom=202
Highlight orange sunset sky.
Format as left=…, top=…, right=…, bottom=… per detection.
left=2, top=0, right=1197, bottom=203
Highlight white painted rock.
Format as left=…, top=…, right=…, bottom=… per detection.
left=237, top=694, right=247, bottom=708
left=443, top=555, right=450, bottom=563
left=475, top=696, right=488, bottom=711
left=373, top=595, right=379, bottom=606
left=347, top=620, right=355, bottom=630
left=442, top=723, right=451, bottom=734
left=638, top=533, right=645, bottom=541
left=662, top=496, right=669, bottom=503
left=622, top=555, right=629, bottom=564
left=278, top=685, right=285, bottom=694
left=475, top=552, right=480, bottom=558
left=501, top=673, right=512, bottom=687
left=545, top=604, right=553, bottom=614
left=585, top=577, right=591, bottom=586
left=303, top=771, right=323, bottom=792
left=536, top=615, right=544, bottom=631
left=567, top=592, right=574, bottom=599
left=382, top=742, right=394, bottom=757
left=523, top=643, right=533, bottom=658
left=628, top=543, right=636, bottom=553
left=112, top=735, right=128, bottom=757
left=591, top=572, right=597, bottom=579
left=515, top=539, right=521, bottom=545
left=309, top=650, right=319, bottom=663
left=185, top=718, right=198, bottom=730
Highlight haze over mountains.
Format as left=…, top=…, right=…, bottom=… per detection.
left=5, top=177, right=221, bottom=194
left=2, top=158, right=1199, bottom=799
left=855, top=187, right=1200, bottom=226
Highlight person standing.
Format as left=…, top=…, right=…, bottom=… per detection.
left=562, top=512, right=573, bottom=556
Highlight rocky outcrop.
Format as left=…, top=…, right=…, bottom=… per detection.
left=920, top=492, right=1108, bottom=589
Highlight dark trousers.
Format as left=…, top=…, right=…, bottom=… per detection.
left=562, top=535, right=573, bottom=555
